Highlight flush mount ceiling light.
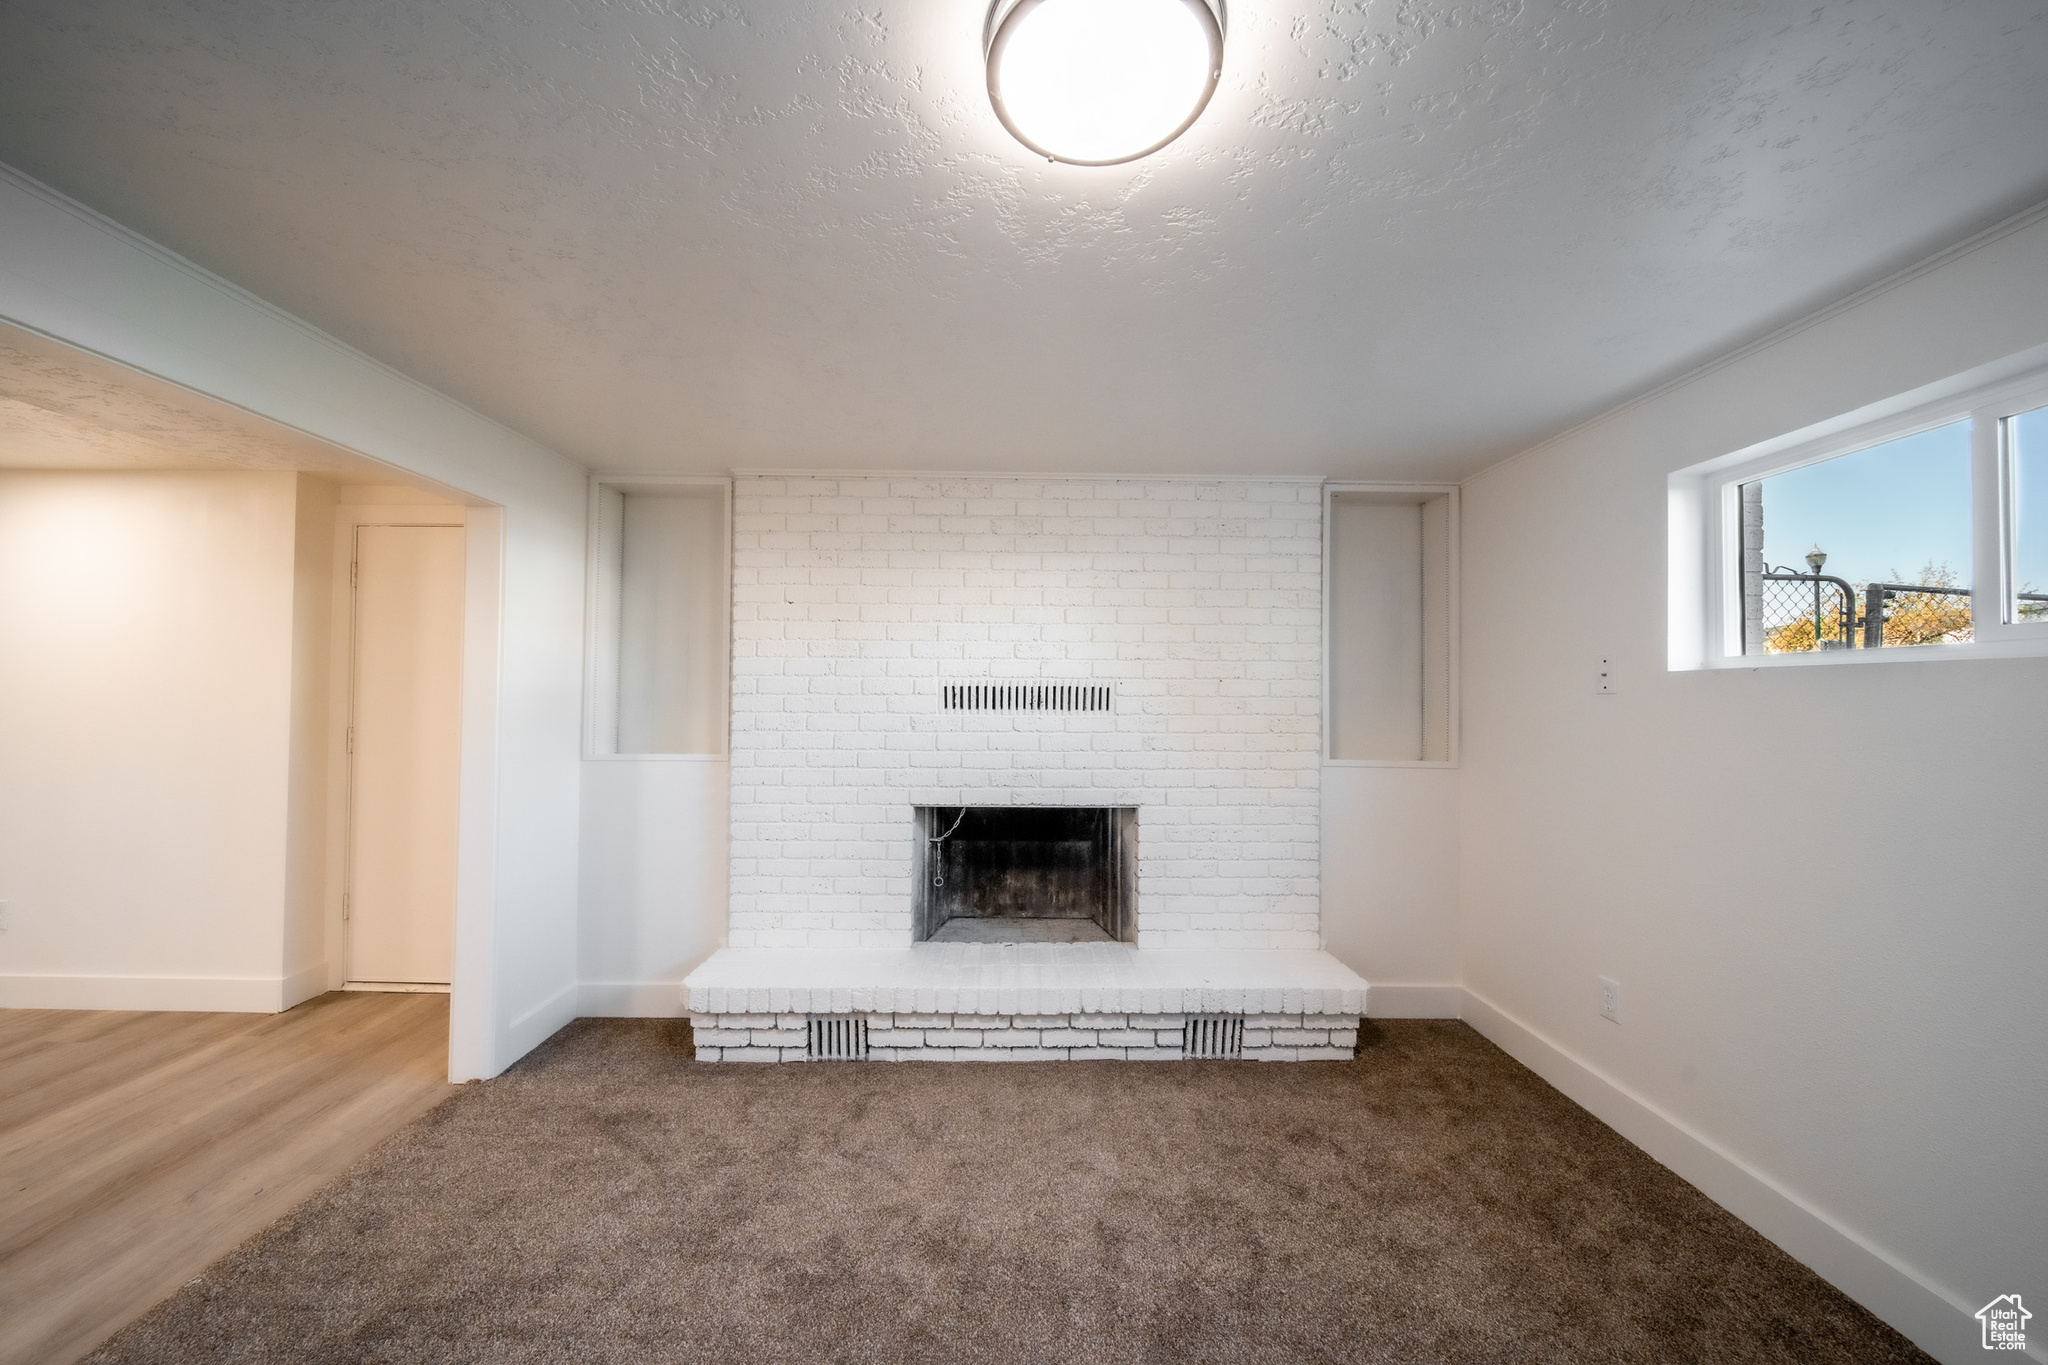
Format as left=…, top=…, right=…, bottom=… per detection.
left=986, top=0, right=1225, bottom=166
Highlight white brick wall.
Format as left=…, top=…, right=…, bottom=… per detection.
left=729, top=476, right=1322, bottom=949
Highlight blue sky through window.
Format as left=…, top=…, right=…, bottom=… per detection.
left=1752, top=420, right=1971, bottom=589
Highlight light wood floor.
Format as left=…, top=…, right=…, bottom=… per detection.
left=0, top=991, right=454, bottom=1365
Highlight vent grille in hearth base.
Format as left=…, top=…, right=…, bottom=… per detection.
left=1182, top=1015, right=1245, bottom=1060
left=943, top=683, right=1112, bottom=712
left=807, top=1016, right=870, bottom=1061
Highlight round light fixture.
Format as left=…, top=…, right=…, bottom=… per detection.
left=986, top=0, right=1224, bottom=167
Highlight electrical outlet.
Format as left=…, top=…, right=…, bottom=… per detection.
left=1597, top=657, right=1616, bottom=694
left=1598, top=975, right=1622, bottom=1023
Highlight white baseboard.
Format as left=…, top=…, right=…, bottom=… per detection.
left=1458, top=988, right=2017, bottom=1365
left=0, top=972, right=293, bottom=1012
left=503, top=979, right=579, bottom=1062
left=578, top=979, right=686, bottom=1017
left=281, top=962, right=330, bottom=1009
left=1364, top=982, right=1463, bottom=1018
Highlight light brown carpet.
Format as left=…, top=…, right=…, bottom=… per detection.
left=86, top=1019, right=1930, bottom=1364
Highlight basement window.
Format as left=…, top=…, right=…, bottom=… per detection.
left=1670, top=356, right=2048, bottom=668
left=585, top=478, right=731, bottom=756
left=1737, top=420, right=1974, bottom=653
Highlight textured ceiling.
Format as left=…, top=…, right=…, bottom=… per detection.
left=0, top=322, right=436, bottom=482
left=1, top=1, right=2045, bottom=480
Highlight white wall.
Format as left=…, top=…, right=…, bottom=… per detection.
left=285, top=473, right=338, bottom=997
left=576, top=759, right=728, bottom=1015
left=1318, top=766, right=1460, bottom=1014
left=1457, top=211, right=2048, bottom=1364
left=0, top=470, right=315, bottom=1009
left=1319, top=486, right=1463, bottom=1006
left=0, top=164, right=588, bottom=1078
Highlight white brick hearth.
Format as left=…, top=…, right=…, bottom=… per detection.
left=689, top=474, right=1369, bottom=1062
left=692, top=1013, right=1361, bottom=1063
left=685, top=944, right=1368, bottom=1062
left=687, top=943, right=1368, bottom=1016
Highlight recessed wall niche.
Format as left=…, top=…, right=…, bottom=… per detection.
left=586, top=478, right=731, bottom=757
left=1325, top=486, right=1457, bottom=764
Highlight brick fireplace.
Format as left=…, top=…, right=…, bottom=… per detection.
left=684, top=474, right=1368, bottom=1060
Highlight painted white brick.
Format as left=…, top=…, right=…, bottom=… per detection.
left=983, top=1030, right=1043, bottom=1046
left=1098, top=1030, right=1165, bottom=1048
left=1039, top=1029, right=1100, bottom=1047
left=921, top=1030, right=986, bottom=1047
left=1271, top=1028, right=1332, bottom=1046
left=694, top=1029, right=753, bottom=1048
left=730, top=475, right=1321, bottom=950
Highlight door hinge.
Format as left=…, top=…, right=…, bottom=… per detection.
left=345, top=726, right=354, bottom=755
left=349, top=558, right=358, bottom=588
left=341, top=890, right=351, bottom=921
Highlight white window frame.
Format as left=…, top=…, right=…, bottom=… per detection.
left=1669, top=344, right=2048, bottom=671
left=583, top=473, right=733, bottom=760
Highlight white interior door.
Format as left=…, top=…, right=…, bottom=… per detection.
left=346, top=523, right=465, bottom=986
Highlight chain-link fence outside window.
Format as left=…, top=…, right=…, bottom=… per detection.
left=1758, top=572, right=1856, bottom=652
left=1755, top=576, right=2048, bottom=651
left=1750, top=572, right=1998, bottom=653
left=1863, top=583, right=1974, bottom=647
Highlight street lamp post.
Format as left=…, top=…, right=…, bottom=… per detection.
left=1805, top=547, right=1828, bottom=648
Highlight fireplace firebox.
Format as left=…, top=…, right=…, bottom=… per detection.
left=913, top=806, right=1136, bottom=944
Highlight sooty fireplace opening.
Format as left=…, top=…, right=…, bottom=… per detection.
left=913, top=806, right=1136, bottom=944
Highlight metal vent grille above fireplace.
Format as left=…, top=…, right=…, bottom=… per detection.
left=943, top=683, right=1112, bottom=712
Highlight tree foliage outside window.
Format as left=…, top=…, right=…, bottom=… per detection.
left=1760, top=562, right=1976, bottom=653
left=1873, top=564, right=1977, bottom=646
